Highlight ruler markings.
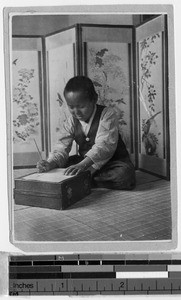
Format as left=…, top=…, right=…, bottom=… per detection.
left=9, top=258, right=181, bottom=265
left=96, top=280, right=98, bottom=291
left=173, top=291, right=181, bottom=294
left=101, top=291, right=125, bottom=295
left=66, top=278, right=68, bottom=292
left=9, top=286, right=181, bottom=294
left=9, top=255, right=181, bottom=295
left=10, top=289, right=181, bottom=296
left=149, top=290, right=172, bottom=294
left=9, top=254, right=181, bottom=261
left=78, top=291, right=101, bottom=295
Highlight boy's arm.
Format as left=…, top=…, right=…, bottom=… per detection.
left=47, top=113, right=74, bottom=168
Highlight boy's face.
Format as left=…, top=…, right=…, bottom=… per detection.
left=65, top=91, right=96, bottom=122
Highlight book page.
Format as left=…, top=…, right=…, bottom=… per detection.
left=22, top=168, right=74, bottom=183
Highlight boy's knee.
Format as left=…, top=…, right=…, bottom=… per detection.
left=93, top=162, right=136, bottom=190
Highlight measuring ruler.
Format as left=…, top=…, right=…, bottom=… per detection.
left=9, top=254, right=181, bottom=295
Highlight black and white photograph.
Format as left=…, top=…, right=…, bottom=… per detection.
left=4, top=5, right=177, bottom=251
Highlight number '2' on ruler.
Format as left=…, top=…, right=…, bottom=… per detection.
left=9, top=254, right=181, bottom=295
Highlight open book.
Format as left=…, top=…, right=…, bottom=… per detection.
left=23, top=168, right=74, bottom=183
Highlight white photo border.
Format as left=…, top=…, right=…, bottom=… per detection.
left=4, top=4, right=177, bottom=253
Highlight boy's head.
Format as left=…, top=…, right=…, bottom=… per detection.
left=64, top=76, right=98, bottom=122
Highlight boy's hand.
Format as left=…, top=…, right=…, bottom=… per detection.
left=64, top=163, right=86, bottom=176
left=36, top=160, right=51, bottom=173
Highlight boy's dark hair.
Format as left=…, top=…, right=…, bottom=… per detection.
left=64, top=76, right=98, bottom=102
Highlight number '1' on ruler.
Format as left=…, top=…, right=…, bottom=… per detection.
left=9, top=253, right=181, bottom=295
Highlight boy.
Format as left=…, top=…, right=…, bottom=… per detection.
left=37, top=76, right=136, bottom=190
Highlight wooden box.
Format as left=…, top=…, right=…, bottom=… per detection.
left=14, top=170, right=91, bottom=210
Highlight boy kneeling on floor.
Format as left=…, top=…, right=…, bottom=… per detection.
left=37, top=76, right=136, bottom=190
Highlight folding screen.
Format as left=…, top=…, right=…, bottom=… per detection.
left=80, top=25, right=135, bottom=163
left=136, top=15, right=169, bottom=178
left=45, top=27, right=77, bottom=156
left=12, top=37, right=43, bottom=167
left=12, top=19, right=170, bottom=178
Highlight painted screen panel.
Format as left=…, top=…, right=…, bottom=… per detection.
left=138, top=32, right=164, bottom=159
left=12, top=50, right=42, bottom=163
left=86, top=41, right=132, bottom=151
left=48, top=44, right=75, bottom=153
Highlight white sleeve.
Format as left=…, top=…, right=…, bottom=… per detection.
left=85, top=107, right=119, bottom=169
left=47, top=113, right=74, bottom=168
